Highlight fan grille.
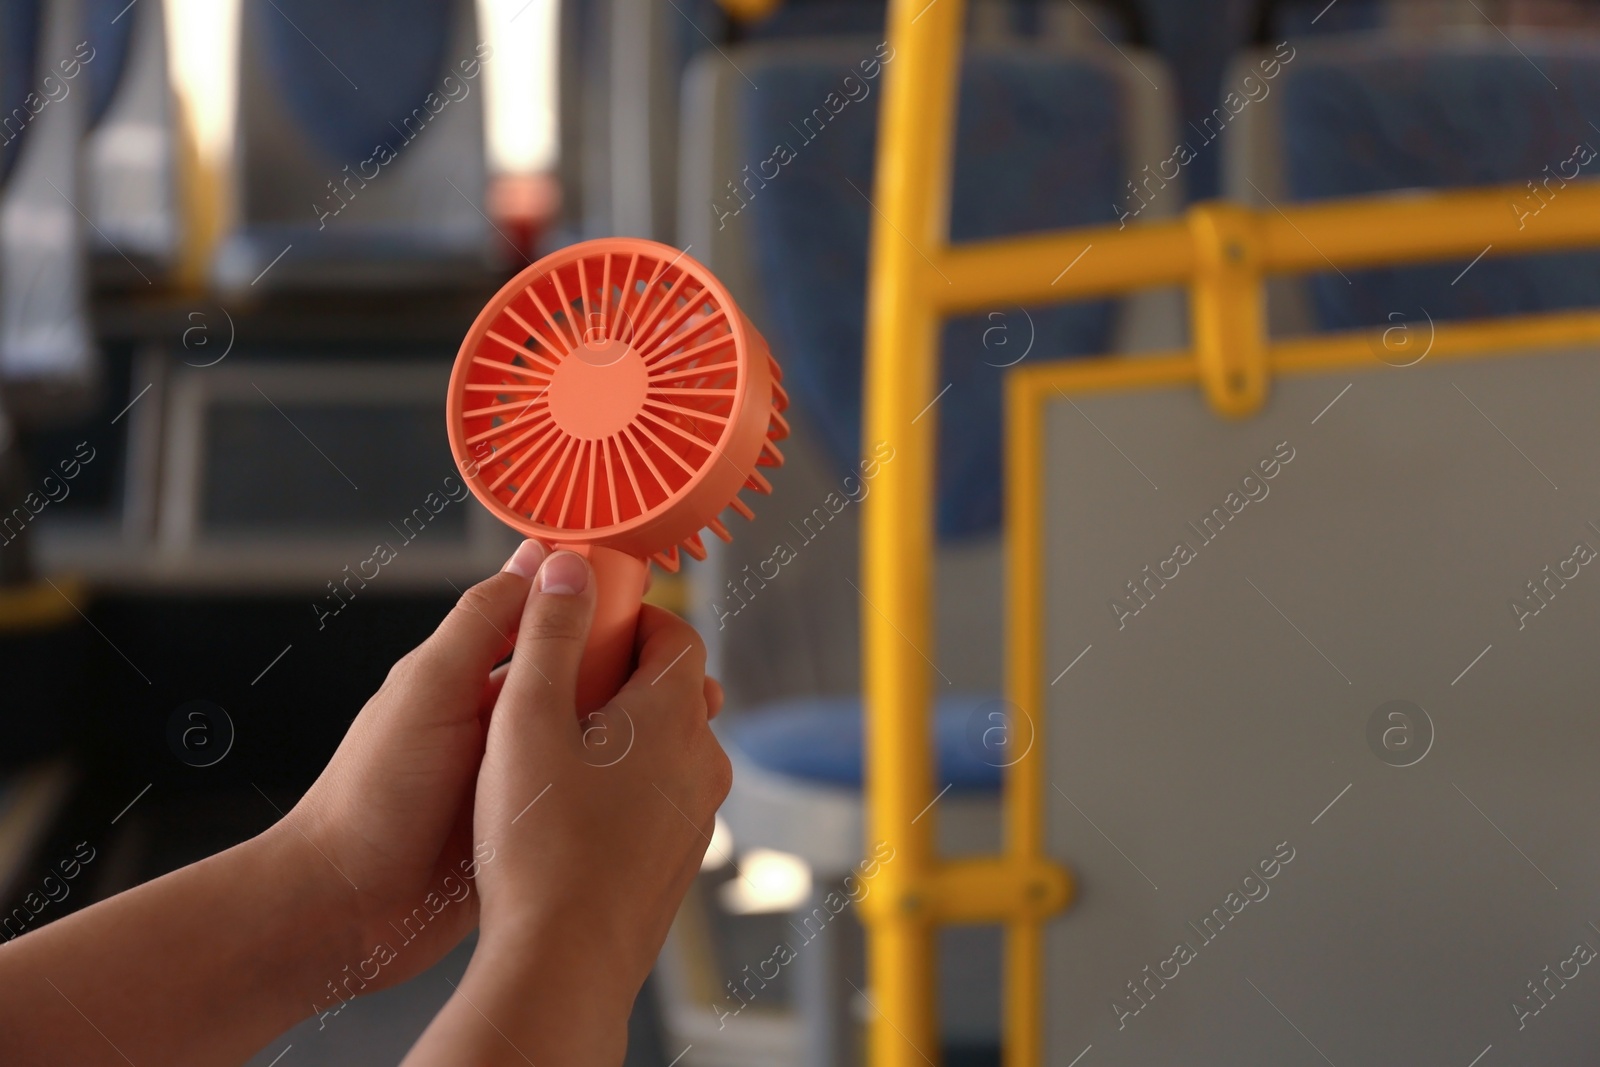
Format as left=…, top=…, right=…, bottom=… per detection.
left=450, top=241, right=786, bottom=559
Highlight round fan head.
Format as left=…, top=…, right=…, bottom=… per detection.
left=447, top=238, right=788, bottom=569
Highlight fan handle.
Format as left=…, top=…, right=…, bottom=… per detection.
left=564, top=545, right=651, bottom=717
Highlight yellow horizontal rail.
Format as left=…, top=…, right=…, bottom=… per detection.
left=1010, top=307, right=1600, bottom=398
left=934, top=220, right=1191, bottom=309
left=929, top=180, right=1600, bottom=312
left=0, top=577, right=85, bottom=634
left=1272, top=306, right=1600, bottom=373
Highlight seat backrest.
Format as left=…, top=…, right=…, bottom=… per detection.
left=81, top=0, right=137, bottom=128
left=1226, top=36, right=1600, bottom=334
left=727, top=45, right=1146, bottom=541
left=0, top=0, right=43, bottom=186
left=680, top=38, right=1176, bottom=706
left=1267, top=0, right=1600, bottom=37
left=214, top=0, right=490, bottom=291
left=1265, top=0, right=1383, bottom=36
left=596, top=0, right=701, bottom=241
left=1022, top=0, right=1138, bottom=45
left=572, top=0, right=1124, bottom=253
left=0, top=0, right=93, bottom=407
left=1129, top=0, right=1260, bottom=200
left=82, top=0, right=179, bottom=283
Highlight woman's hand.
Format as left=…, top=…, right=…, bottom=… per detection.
left=0, top=542, right=569, bottom=1067
left=404, top=548, right=732, bottom=1067
left=0, top=539, right=727, bottom=1067
left=273, top=539, right=557, bottom=997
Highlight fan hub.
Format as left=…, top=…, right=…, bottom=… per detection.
left=547, top=340, right=648, bottom=439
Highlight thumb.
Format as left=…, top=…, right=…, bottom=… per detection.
left=497, top=549, right=597, bottom=727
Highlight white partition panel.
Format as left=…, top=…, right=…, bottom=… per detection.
left=1040, top=347, right=1600, bottom=1065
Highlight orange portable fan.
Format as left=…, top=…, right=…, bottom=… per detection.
left=447, top=238, right=788, bottom=714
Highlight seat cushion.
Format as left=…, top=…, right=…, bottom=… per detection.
left=722, top=693, right=1009, bottom=790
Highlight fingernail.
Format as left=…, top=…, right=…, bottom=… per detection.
left=502, top=539, right=548, bottom=579
left=538, top=551, right=589, bottom=595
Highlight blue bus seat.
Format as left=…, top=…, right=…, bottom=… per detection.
left=211, top=0, right=495, bottom=294
left=1225, top=35, right=1600, bottom=334
left=82, top=0, right=180, bottom=286
left=0, top=0, right=95, bottom=414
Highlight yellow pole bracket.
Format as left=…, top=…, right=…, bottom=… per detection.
left=1188, top=202, right=1269, bottom=418
left=858, top=857, right=1075, bottom=926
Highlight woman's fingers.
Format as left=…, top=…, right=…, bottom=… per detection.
left=478, top=663, right=511, bottom=717
left=374, top=540, right=546, bottom=731
left=624, top=605, right=707, bottom=705
left=495, top=550, right=598, bottom=736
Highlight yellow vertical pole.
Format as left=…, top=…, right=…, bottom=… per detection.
left=861, top=0, right=964, bottom=1065
left=171, top=95, right=220, bottom=294
left=1004, top=364, right=1046, bottom=1067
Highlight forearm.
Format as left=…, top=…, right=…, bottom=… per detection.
left=402, top=929, right=633, bottom=1067
left=0, top=824, right=358, bottom=1067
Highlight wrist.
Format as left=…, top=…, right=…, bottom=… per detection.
left=460, top=922, right=635, bottom=1062
left=244, top=823, right=366, bottom=1022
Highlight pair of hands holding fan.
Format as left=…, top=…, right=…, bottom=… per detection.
left=0, top=541, right=731, bottom=1067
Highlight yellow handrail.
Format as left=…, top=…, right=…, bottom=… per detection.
left=860, top=1, right=1600, bottom=1064
left=929, top=181, right=1600, bottom=311
left=0, top=577, right=87, bottom=633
